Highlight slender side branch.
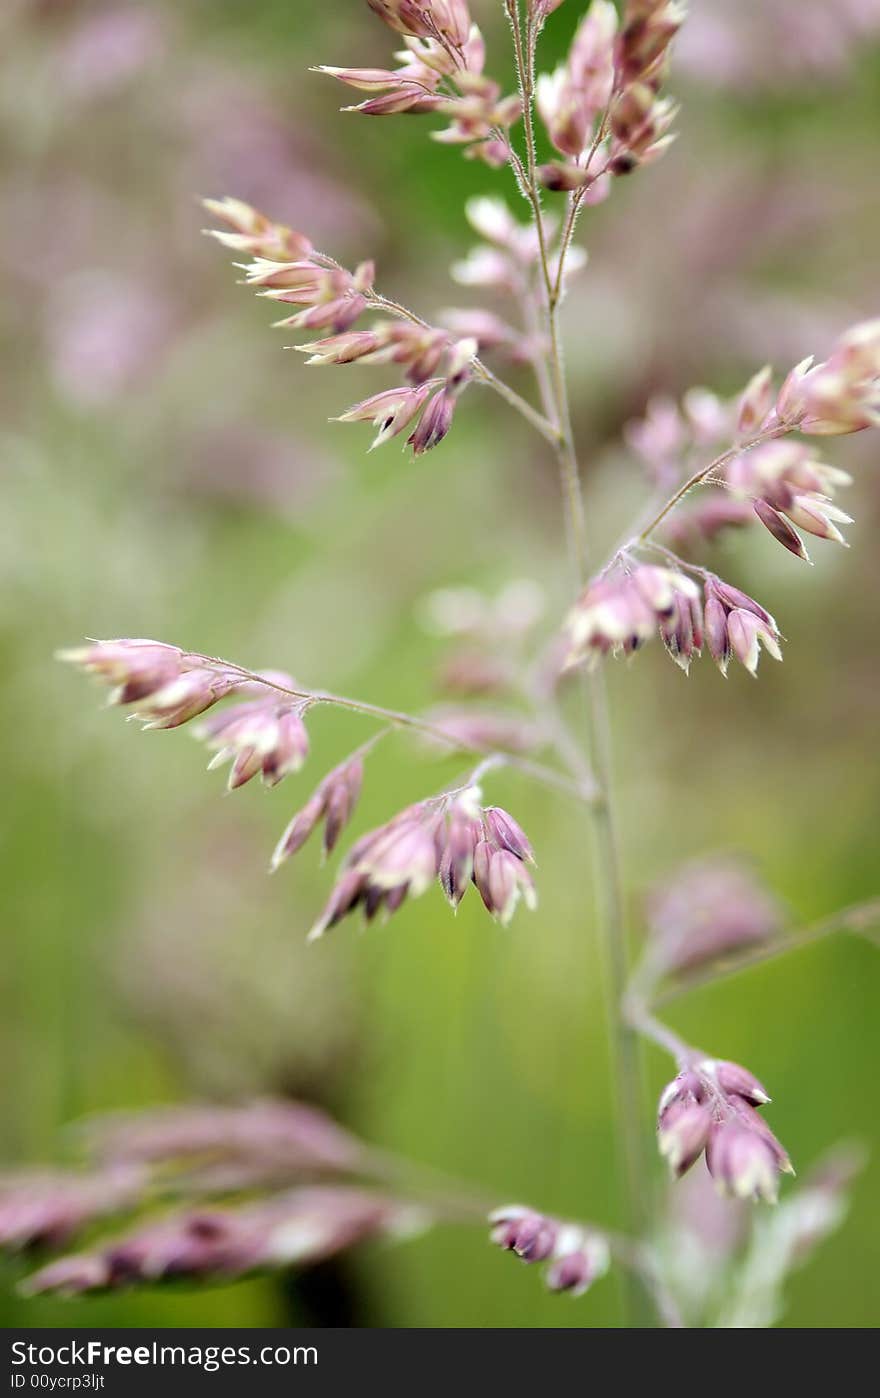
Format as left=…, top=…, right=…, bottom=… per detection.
left=626, top=429, right=786, bottom=555
left=550, top=189, right=586, bottom=311
left=365, top=289, right=434, bottom=330
left=651, top=898, right=880, bottom=1008
left=186, top=650, right=593, bottom=801
left=549, top=103, right=613, bottom=311
left=472, top=361, right=561, bottom=445
left=360, top=1145, right=499, bottom=1223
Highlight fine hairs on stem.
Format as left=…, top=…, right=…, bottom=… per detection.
left=33, top=1, right=880, bottom=1326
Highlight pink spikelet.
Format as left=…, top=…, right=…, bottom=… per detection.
left=271, top=755, right=365, bottom=869
left=489, top=1205, right=610, bottom=1297
left=657, top=1059, right=793, bottom=1202
left=306, top=785, right=536, bottom=940
left=194, top=674, right=310, bottom=789
left=204, top=197, right=477, bottom=457
left=24, top=1188, right=420, bottom=1296
left=57, top=640, right=241, bottom=727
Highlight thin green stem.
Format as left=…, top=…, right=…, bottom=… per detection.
left=520, top=275, right=559, bottom=430
left=505, top=1, right=554, bottom=302
left=550, top=189, right=585, bottom=311
left=365, top=289, right=433, bottom=330
left=548, top=322, right=588, bottom=575
left=360, top=1145, right=499, bottom=1223
left=622, top=995, right=698, bottom=1069
left=505, top=8, right=655, bottom=1327
left=549, top=104, right=612, bottom=311
left=472, top=361, right=561, bottom=445
left=185, top=650, right=590, bottom=800
left=632, top=428, right=785, bottom=549
left=581, top=676, right=654, bottom=1252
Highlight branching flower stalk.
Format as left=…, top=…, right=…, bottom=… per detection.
left=42, top=0, right=880, bottom=1326
left=152, top=648, right=593, bottom=800
left=495, top=7, right=654, bottom=1284
left=502, top=3, right=653, bottom=1321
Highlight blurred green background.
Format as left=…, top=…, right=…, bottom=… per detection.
left=1, top=0, right=878, bottom=1328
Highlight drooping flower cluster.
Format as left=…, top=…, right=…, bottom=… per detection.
left=564, top=564, right=783, bottom=678
left=763, top=317, right=880, bottom=436
left=537, top=0, right=684, bottom=192
left=719, top=334, right=880, bottom=558
left=201, top=196, right=313, bottom=263
left=59, top=638, right=542, bottom=943
left=0, top=1097, right=442, bottom=1298
left=86, top=1100, right=368, bottom=1184
left=194, top=677, right=310, bottom=790
left=535, top=2, right=616, bottom=192
left=657, top=1060, right=794, bottom=1203
left=0, top=1166, right=145, bottom=1252
left=623, top=324, right=877, bottom=564
left=307, top=787, right=536, bottom=940
left=644, top=856, right=783, bottom=976
left=272, top=756, right=365, bottom=869
left=726, top=322, right=880, bottom=540
left=232, top=230, right=374, bottom=337
left=59, top=641, right=311, bottom=784
left=24, top=1188, right=420, bottom=1297
left=730, top=441, right=853, bottom=560
left=489, top=1205, right=610, bottom=1297
left=701, top=577, right=782, bottom=677
left=58, top=639, right=243, bottom=729
left=563, top=564, right=697, bottom=671
left=319, top=3, right=522, bottom=166
left=204, top=197, right=478, bottom=456
left=334, top=335, right=476, bottom=456
left=622, top=327, right=877, bottom=562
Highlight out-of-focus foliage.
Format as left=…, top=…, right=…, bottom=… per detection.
left=1, top=0, right=878, bottom=1327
